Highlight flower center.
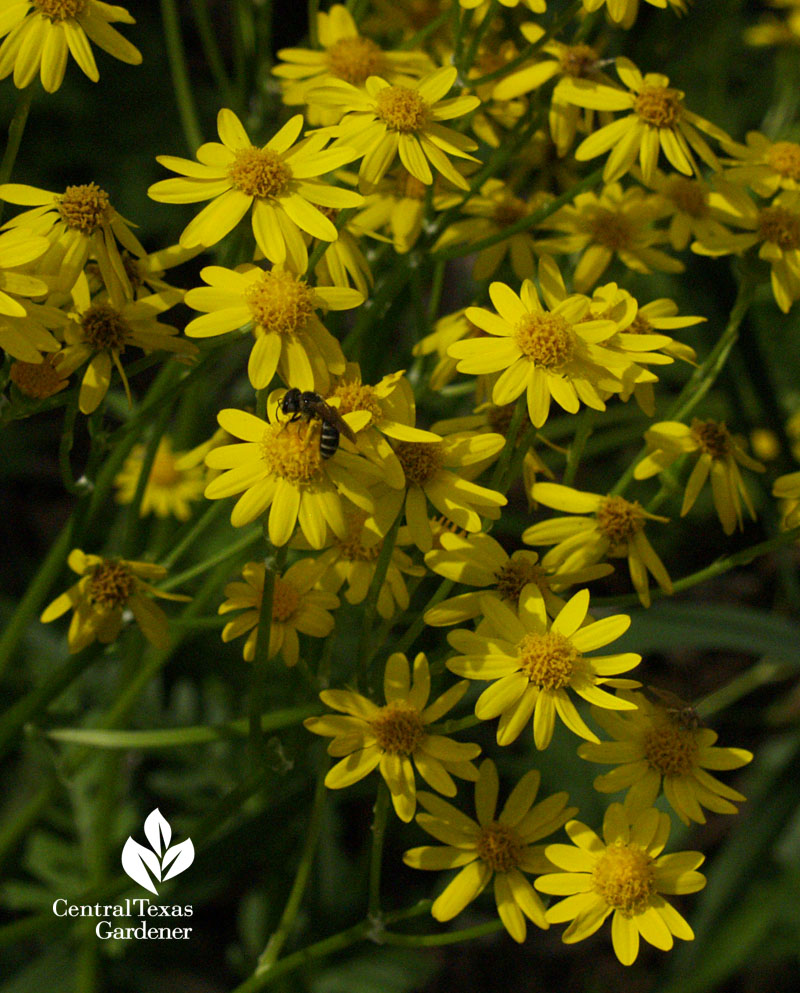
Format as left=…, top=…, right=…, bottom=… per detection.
left=244, top=269, right=315, bottom=335
left=757, top=206, right=800, bottom=250
left=493, top=195, right=528, bottom=228
left=394, top=441, right=443, bottom=486
left=476, top=822, right=524, bottom=873
left=122, top=253, right=146, bottom=292
left=486, top=403, right=515, bottom=435
left=586, top=208, right=634, bottom=250
left=517, top=630, right=579, bottom=689
left=150, top=448, right=182, bottom=487
left=643, top=721, right=699, bottom=776
left=634, top=86, right=683, bottom=129
left=596, top=496, right=645, bottom=545
left=592, top=843, right=655, bottom=916
left=514, top=313, right=575, bottom=368
left=494, top=559, right=547, bottom=603
left=272, top=575, right=301, bottom=621
left=663, top=176, right=708, bottom=217
left=32, top=0, right=86, bottom=21
left=560, top=44, right=599, bottom=78
left=690, top=418, right=730, bottom=459
left=260, top=421, right=324, bottom=484
left=88, top=561, right=135, bottom=607
left=228, top=147, right=292, bottom=199
left=81, top=303, right=131, bottom=352
left=767, top=140, right=800, bottom=181
left=57, top=182, right=111, bottom=234
left=334, top=511, right=381, bottom=561
left=395, top=170, right=429, bottom=199
left=370, top=702, right=427, bottom=754
left=333, top=380, right=383, bottom=422
left=375, top=85, right=429, bottom=133
left=627, top=311, right=653, bottom=335
left=9, top=357, right=67, bottom=399
left=327, top=36, right=388, bottom=85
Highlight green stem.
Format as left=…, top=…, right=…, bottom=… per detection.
left=384, top=919, right=504, bottom=946
left=249, top=544, right=286, bottom=760
left=391, top=579, right=455, bottom=659
left=490, top=398, right=527, bottom=491
left=259, top=754, right=329, bottom=968
left=562, top=408, right=596, bottom=487
left=399, top=10, right=451, bottom=51
left=0, top=85, right=34, bottom=217
left=160, top=0, right=203, bottom=152
left=0, top=779, right=57, bottom=872
left=355, top=511, right=402, bottom=686
left=308, top=0, right=320, bottom=46
left=122, top=404, right=172, bottom=558
left=189, top=0, right=237, bottom=106
left=460, top=0, right=498, bottom=75
left=368, top=782, right=391, bottom=919
left=161, top=526, right=262, bottom=590
left=161, top=499, right=230, bottom=568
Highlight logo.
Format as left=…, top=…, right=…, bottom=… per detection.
left=121, top=808, right=194, bottom=896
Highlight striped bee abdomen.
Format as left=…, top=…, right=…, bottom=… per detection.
left=319, top=421, right=340, bottom=459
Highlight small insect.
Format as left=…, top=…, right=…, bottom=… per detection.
left=278, top=388, right=356, bottom=459
left=645, top=686, right=703, bottom=731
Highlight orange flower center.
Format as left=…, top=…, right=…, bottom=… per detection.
left=627, top=311, right=654, bottom=335
left=150, top=448, right=182, bottom=487
left=592, top=843, right=655, bottom=916
left=767, top=140, right=800, bottom=182
left=244, top=269, right=314, bottom=335
left=494, top=558, right=547, bottom=603
left=643, top=721, right=699, bottom=776
left=394, top=441, right=442, bottom=485
left=492, top=195, right=528, bottom=228
left=88, top=561, right=135, bottom=607
left=327, top=36, right=388, bottom=85
left=633, top=85, right=683, bottom=129
left=514, top=313, right=575, bottom=368
left=596, top=496, right=645, bottom=545
left=9, top=356, right=67, bottom=399
left=272, top=575, right=301, bottom=621
left=260, top=421, right=324, bottom=484
left=757, top=205, right=800, bottom=250
left=585, top=207, right=634, bottom=250
left=560, top=44, right=599, bottom=78
left=229, top=147, right=292, bottom=199
left=57, top=182, right=111, bottom=234
left=81, top=303, right=131, bottom=352
left=370, top=702, right=426, bottom=754
left=332, top=380, right=383, bottom=422
left=33, top=0, right=86, bottom=22
left=663, top=176, right=708, bottom=217
left=690, top=418, right=730, bottom=459
left=476, top=822, right=524, bottom=873
left=375, top=85, right=429, bottom=133
left=517, top=630, right=579, bottom=689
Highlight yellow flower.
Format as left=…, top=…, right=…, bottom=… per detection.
left=203, top=407, right=378, bottom=546
left=219, top=558, right=339, bottom=666
left=557, top=57, right=727, bottom=184
left=87, top=242, right=202, bottom=300
left=305, top=652, right=481, bottom=821
left=9, top=353, right=70, bottom=398
left=424, top=530, right=612, bottom=626
left=312, top=209, right=373, bottom=296
left=580, top=0, right=686, bottom=26
left=184, top=263, right=358, bottom=392
left=40, top=549, right=189, bottom=654
left=0, top=227, right=49, bottom=316
left=773, top=470, right=800, bottom=528
left=744, top=0, right=800, bottom=47
left=148, top=111, right=363, bottom=272
left=54, top=276, right=191, bottom=415
left=0, top=0, right=141, bottom=93
left=309, top=66, right=480, bottom=191
left=404, top=758, right=576, bottom=942
left=536, top=803, right=705, bottom=965
left=722, top=131, right=800, bottom=197
left=578, top=690, right=753, bottom=825
left=524, top=483, right=673, bottom=607
left=461, top=0, right=545, bottom=8
left=448, top=258, right=631, bottom=428
left=467, top=42, right=528, bottom=150
left=538, top=182, right=684, bottom=292
left=113, top=437, right=206, bottom=521
left=634, top=419, right=766, bottom=534
left=447, top=588, right=641, bottom=749
left=646, top=169, right=733, bottom=252
left=0, top=181, right=146, bottom=299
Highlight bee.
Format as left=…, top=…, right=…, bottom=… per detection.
left=645, top=686, right=702, bottom=731
left=278, top=388, right=356, bottom=459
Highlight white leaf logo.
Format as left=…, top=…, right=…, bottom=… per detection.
left=121, top=809, right=194, bottom=894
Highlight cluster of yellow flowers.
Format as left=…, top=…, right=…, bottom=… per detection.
left=5, top=0, right=796, bottom=971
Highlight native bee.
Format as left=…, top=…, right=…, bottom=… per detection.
left=645, top=686, right=702, bottom=731
left=278, top=388, right=356, bottom=459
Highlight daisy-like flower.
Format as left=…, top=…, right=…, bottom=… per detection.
left=466, top=42, right=528, bottom=150
left=309, top=66, right=480, bottom=191
left=404, top=758, right=575, bottom=943
left=312, top=208, right=373, bottom=296
left=0, top=181, right=146, bottom=299
left=148, top=111, right=363, bottom=273
left=184, top=264, right=358, bottom=392
left=722, top=131, right=800, bottom=197
left=113, top=436, right=205, bottom=521
left=773, top=470, right=800, bottom=529
left=646, top=170, right=733, bottom=252
left=691, top=185, right=800, bottom=313
left=448, top=257, right=631, bottom=429
left=557, top=57, right=727, bottom=184
left=524, top=483, right=673, bottom=608
left=40, top=549, right=190, bottom=654
left=447, top=588, right=641, bottom=750
left=304, top=652, right=481, bottom=822
left=633, top=419, right=766, bottom=535
left=538, top=182, right=684, bottom=292
left=219, top=558, right=339, bottom=666
left=9, top=354, right=70, bottom=399
left=86, top=242, right=202, bottom=301
left=424, top=530, right=612, bottom=626
left=0, top=0, right=142, bottom=93
left=352, top=168, right=436, bottom=254
left=580, top=0, right=686, bottom=27
left=536, top=803, right=705, bottom=965
left=460, top=0, right=545, bottom=8
left=578, top=690, right=753, bottom=825
left=203, top=407, right=379, bottom=547
left=54, top=276, right=192, bottom=415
